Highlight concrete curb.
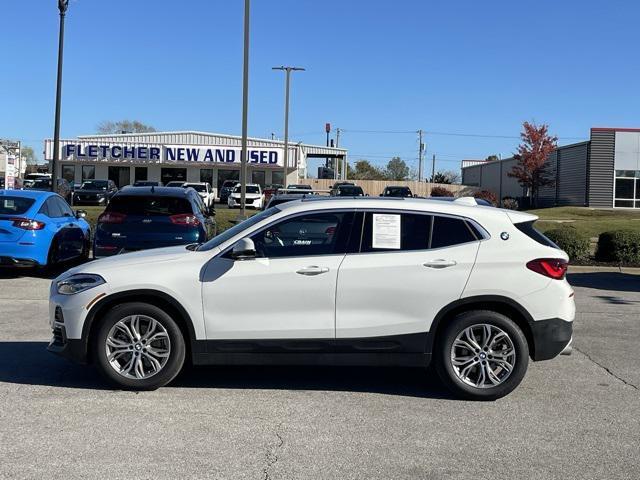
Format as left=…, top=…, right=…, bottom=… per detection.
left=568, top=265, right=640, bottom=275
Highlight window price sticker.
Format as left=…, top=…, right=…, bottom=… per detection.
left=372, top=214, right=401, bottom=249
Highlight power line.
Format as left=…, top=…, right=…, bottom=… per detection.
left=339, top=128, right=586, bottom=141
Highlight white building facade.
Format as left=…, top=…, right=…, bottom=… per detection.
left=44, top=131, right=347, bottom=191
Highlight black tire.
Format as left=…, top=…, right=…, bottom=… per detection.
left=435, top=310, right=529, bottom=401
left=93, top=302, right=186, bottom=390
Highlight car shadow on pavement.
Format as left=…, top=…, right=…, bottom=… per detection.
left=0, top=341, right=455, bottom=399
left=567, top=272, right=640, bottom=293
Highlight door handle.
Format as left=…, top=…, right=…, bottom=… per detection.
left=423, top=259, right=457, bottom=269
left=296, top=266, right=330, bottom=276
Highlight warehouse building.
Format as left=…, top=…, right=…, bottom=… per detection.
left=44, top=131, right=347, bottom=191
left=461, top=127, right=640, bottom=209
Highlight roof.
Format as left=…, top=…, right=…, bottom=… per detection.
left=274, top=195, right=538, bottom=224
left=0, top=189, right=54, bottom=200
left=117, top=186, right=193, bottom=197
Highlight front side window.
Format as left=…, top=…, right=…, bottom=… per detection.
left=250, top=211, right=354, bottom=258
left=198, top=208, right=278, bottom=251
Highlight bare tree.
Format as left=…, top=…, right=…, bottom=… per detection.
left=97, top=120, right=157, bottom=134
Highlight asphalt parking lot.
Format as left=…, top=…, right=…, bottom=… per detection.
left=0, top=269, right=638, bottom=480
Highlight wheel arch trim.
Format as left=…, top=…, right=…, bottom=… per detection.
left=80, top=289, right=199, bottom=363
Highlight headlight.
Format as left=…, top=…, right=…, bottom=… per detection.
left=56, top=274, right=105, bottom=295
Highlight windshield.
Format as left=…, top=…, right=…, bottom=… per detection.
left=338, top=186, right=364, bottom=195
left=81, top=181, right=108, bottom=190
left=188, top=185, right=207, bottom=192
left=233, top=185, right=260, bottom=194
left=198, top=207, right=278, bottom=251
left=0, top=196, right=35, bottom=215
left=32, top=179, right=51, bottom=188
left=385, top=187, right=410, bottom=196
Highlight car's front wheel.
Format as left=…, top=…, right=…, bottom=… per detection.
left=94, top=302, right=186, bottom=390
left=435, top=310, right=529, bottom=400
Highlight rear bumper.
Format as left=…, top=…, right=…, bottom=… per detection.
left=528, top=317, right=573, bottom=361
left=0, top=256, right=40, bottom=267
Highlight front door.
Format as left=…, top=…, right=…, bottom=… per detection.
left=201, top=210, right=355, bottom=339
left=336, top=211, right=481, bottom=338
left=108, top=166, right=131, bottom=188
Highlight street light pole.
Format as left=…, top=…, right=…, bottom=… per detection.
left=239, top=0, right=251, bottom=219
left=272, top=66, right=305, bottom=190
left=52, top=0, right=69, bottom=193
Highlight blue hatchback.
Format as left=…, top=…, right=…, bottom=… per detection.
left=0, top=190, right=90, bottom=268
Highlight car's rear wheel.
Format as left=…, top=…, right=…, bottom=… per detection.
left=435, top=310, right=529, bottom=401
left=94, top=302, right=186, bottom=390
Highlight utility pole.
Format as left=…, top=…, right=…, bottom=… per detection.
left=336, top=128, right=341, bottom=179
left=272, top=66, right=305, bottom=190
left=238, top=0, right=251, bottom=219
left=418, top=129, right=424, bottom=181
left=431, top=154, right=436, bottom=183
left=52, top=0, right=69, bottom=193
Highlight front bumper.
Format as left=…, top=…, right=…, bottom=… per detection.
left=47, top=321, right=88, bottom=364
left=528, top=317, right=573, bottom=361
left=0, top=256, right=40, bottom=268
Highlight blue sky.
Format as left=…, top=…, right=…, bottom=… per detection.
left=2, top=0, right=640, bottom=175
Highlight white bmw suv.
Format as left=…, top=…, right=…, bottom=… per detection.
left=48, top=197, right=574, bottom=400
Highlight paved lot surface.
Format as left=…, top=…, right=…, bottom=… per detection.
left=0, top=268, right=638, bottom=479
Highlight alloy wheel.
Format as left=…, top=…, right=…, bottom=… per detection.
left=450, top=323, right=516, bottom=388
left=105, top=315, right=171, bottom=380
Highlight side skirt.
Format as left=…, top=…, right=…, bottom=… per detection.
left=191, top=332, right=432, bottom=368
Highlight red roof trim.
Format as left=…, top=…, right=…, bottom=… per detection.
left=591, top=127, right=640, bottom=133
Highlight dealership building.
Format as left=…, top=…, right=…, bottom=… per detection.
left=461, top=127, right=640, bottom=209
left=44, top=131, right=347, bottom=191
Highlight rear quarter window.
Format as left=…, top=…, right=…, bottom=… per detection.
left=514, top=221, right=559, bottom=248
left=430, top=216, right=478, bottom=249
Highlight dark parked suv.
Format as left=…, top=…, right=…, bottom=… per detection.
left=73, top=180, right=118, bottom=206
left=218, top=180, right=238, bottom=205
left=94, top=186, right=216, bottom=257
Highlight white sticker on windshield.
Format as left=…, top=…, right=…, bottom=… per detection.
left=372, top=213, right=401, bottom=249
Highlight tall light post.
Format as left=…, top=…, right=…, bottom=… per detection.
left=272, top=66, right=305, bottom=190
left=51, top=0, right=69, bottom=193
left=239, top=0, right=251, bottom=218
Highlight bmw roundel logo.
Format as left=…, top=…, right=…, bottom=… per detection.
left=500, top=232, right=510, bottom=241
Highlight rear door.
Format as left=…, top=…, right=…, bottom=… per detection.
left=336, top=211, right=481, bottom=339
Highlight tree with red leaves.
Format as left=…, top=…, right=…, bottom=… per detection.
left=508, top=122, right=557, bottom=207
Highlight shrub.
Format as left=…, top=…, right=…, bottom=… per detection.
left=501, top=197, right=519, bottom=210
left=545, top=227, right=590, bottom=262
left=430, top=186, right=454, bottom=197
left=596, top=230, right=640, bottom=264
left=473, top=189, right=498, bottom=206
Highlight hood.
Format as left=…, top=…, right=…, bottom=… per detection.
left=62, top=245, right=193, bottom=278
left=76, top=189, right=107, bottom=194
left=231, top=192, right=261, bottom=198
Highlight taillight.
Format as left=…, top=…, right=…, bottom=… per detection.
left=170, top=214, right=201, bottom=227
left=98, top=212, right=126, bottom=224
left=526, top=258, right=568, bottom=280
left=11, top=218, right=46, bottom=230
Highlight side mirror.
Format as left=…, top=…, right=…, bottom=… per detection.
left=75, top=209, right=87, bottom=219
left=231, top=238, right=256, bottom=260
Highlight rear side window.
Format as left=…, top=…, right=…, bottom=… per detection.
left=515, top=221, right=559, bottom=248
left=0, top=197, right=35, bottom=215
left=107, top=196, right=193, bottom=216
left=361, top=212, right=432, bottom=252
left=431, top=216, right=477, bottom=249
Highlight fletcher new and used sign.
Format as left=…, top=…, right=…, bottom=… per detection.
left=62, top=144, right=286, bottom=167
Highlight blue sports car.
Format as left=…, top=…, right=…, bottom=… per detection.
left=0, top=190, right=91, bottom=268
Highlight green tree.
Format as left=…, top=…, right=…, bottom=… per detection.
left=485, top=155, right=500, bottom=162
left=350, top=160, right=387, bottom=180
left=385, top=157, right=409, bottom=181
left=430, top=170, right=460, bottom=184
left=97, top=120, right=157, bottom=134
left=21, top=146, right=37, bottom=165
